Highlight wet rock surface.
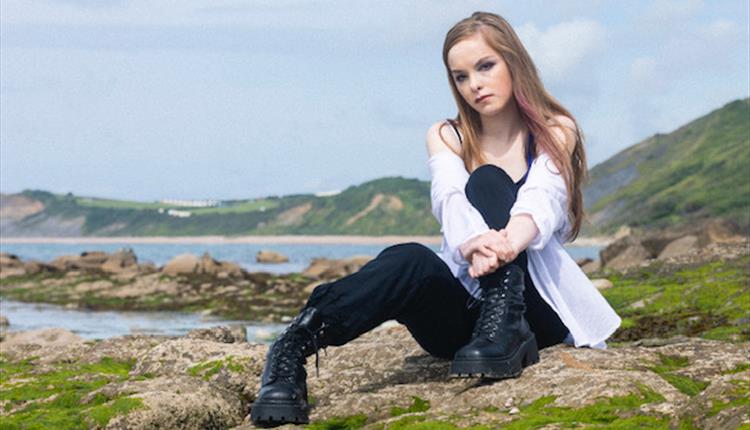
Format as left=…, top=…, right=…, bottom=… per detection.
left=1, top=325, right=748, bottom=429
left=0, top=250, right=370, bottom=322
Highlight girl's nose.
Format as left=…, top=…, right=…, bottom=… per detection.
left=469, top=74, right=482, bottom=92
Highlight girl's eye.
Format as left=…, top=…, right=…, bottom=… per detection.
left=479, top=62, right=495, bottom=71
left=455, top=75, right=466, bottom=83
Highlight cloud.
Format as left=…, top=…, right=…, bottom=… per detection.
left=516, top=20, right=606, bottom=84
left=643, top=0, right=704, bottom=25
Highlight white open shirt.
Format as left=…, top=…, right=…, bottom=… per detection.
left=428, top=149, right=621, bottom=349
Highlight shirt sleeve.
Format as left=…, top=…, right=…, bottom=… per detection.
left=509, top=153, right=570, bottom=251
left=428, top=151, right=490, bottom=265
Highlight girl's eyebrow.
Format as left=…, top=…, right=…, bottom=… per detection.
left=450, top=55, right=496, bottom=74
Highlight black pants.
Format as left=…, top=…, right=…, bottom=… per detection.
left=306, top=165, right=569, bottom=359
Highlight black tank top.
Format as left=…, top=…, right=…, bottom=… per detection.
left=446, top=120, right=535, bottom=186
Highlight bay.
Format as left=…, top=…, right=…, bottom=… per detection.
left=0, top=241, right=601, bottom=274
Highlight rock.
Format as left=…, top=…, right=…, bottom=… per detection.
left=218, top=261, right=244, bottom=278
left=77, top=251, right=110, bottom=269
left=91, top=376, right=245, bottom=430
left=0, top=252, right=23, bottom=268
left=0, top=315, right=8, bottom=326
left=186, top=326, right=244, bottom=344
left=591, top=278, right=614, bottom=290
left=581, top=259, right=601, bottom=274
left=0, top=328, right=83, bottom=347
left=138, top=262, right=158, bottom=274
left=229, top=324, right=248, bottom=343
left=23, top=260, right=56, bottom=275
left=599, top=235, right=639, bottom=267
left=198, top=252, right=222, bottom=275
left=162, top=254, right=200, bottom=276
left=0, top=266, right=26, bottom=279
left=74, top=280, right=114, bottom=294
left=699, top=218, right=744, bottom=245
left=658, top=235, right=699, bottom=260
left=576, top=257, right=593, bottom=267
left=604, top=244, right=652, bottom=271
left=101, top=248, right=138, bottom=273
left=613, top=225, right=632, bottom=240
left=112, top=269, right=139, bottom=282
left=303, top=255, right=372, bottom=279
left=50, top=254, right=82, bottom=272
left=255, top=250, right=289, bottom=264
left=1, top=326, right=749, bottom=429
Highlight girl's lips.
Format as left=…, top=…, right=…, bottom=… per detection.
left=475, top=95, right=492, bottom=103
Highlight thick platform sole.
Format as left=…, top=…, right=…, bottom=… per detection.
left=449, top=335, right=539, bottom=379
left=250, top=399, right=309, bottom=427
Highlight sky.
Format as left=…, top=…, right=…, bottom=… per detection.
left=1, top=0, right=748, bottom=201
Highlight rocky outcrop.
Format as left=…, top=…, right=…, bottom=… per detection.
left=161, top=253, right=200, bottom=275
left=1, top=326, right=748, bottom=429
left=599, top=219, right=747, bottom=271
left=1, top=251, right=312, bottom=322
left=303, top=255, right=373, bottom=279
left=255, top=250, right=289, bottom=264
left=1, top=327, right=83, bottom=347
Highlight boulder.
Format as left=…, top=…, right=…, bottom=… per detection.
left=50, top=254, right=83, bottom=272
left=0, top=328, right=83, bottom=347
left=186, top=326, right=245, bottom=344
left=162, top=254, right=200, bottom=276
left=218, top=261, right=244, bottom=278
left=198, top=252, right=222, bottom=275
left=255, top=250, right=289, bottom=264
left=590, top=278, right=614, bottom=290
left=101, top=248, right=138, bottom=273
left=23, top=260, right=56, bottom=275
left=658, top=235, right=699, bottom=260
left=699, top=218, right=744, bottom=245
left=90, top=376, right=245, bottom=430
left=576, top=257, right=593, bottom=267
left=0, top=252, right=23, bottom=268
left=581, top=259, right=601, bottom=274
left=604, top=244, right=652, bottom=271
left=303, top=255, right=373, bottom=279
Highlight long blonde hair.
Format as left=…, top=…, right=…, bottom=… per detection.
left=441, top=11, right=587, bottom=241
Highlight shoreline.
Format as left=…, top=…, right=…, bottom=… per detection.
left=0, top=235, right=613, bottom=247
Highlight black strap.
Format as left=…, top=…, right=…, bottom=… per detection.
left=446, top=119, right=463, bottom=146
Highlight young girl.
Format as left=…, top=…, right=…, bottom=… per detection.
left=250, top=11, right=620, bottom=426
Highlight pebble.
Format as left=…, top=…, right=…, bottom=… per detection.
left=504, top=397, right=514, bottom=408
left=509, top=407, right=520, bottom=415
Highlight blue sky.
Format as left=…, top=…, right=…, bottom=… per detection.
left=1, top=0, right=748, bottom=201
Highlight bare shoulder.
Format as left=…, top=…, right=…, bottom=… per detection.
left=425, top=120, right=462, bottom=157
left=548, top=114, right=578, bottom=155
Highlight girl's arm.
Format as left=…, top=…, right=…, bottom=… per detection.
left=426, top=122, right=492, bottom=265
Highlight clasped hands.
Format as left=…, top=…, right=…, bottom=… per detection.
left=459, top=229, right=519, bottom=278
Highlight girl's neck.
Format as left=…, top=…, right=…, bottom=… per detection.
left=479, top=100, right=527, bottom=151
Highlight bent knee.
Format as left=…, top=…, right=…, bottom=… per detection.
left=466, top=164, right=514, bottom=192
left=379, top=242, right=437, bottom=263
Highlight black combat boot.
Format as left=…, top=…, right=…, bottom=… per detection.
left=250, top=307, right=325, bottom=426
left=450, top=264, right=539, bottom=379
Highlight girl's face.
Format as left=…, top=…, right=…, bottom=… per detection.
left=447, top=32, right=514, bottom=117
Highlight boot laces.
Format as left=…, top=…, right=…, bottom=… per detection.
left=473, top=282, right=508, bottom=339
left=268, top=325, right=321, bottom=383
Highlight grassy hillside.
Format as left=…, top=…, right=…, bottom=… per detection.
left=6, top=178, right=439, bottom=237
left=584, top=98, right=750, bottom=233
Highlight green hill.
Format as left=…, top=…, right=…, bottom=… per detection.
left=0, top=178, right=439, bottom=237
left=584, top=98, right=750, bottom=234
